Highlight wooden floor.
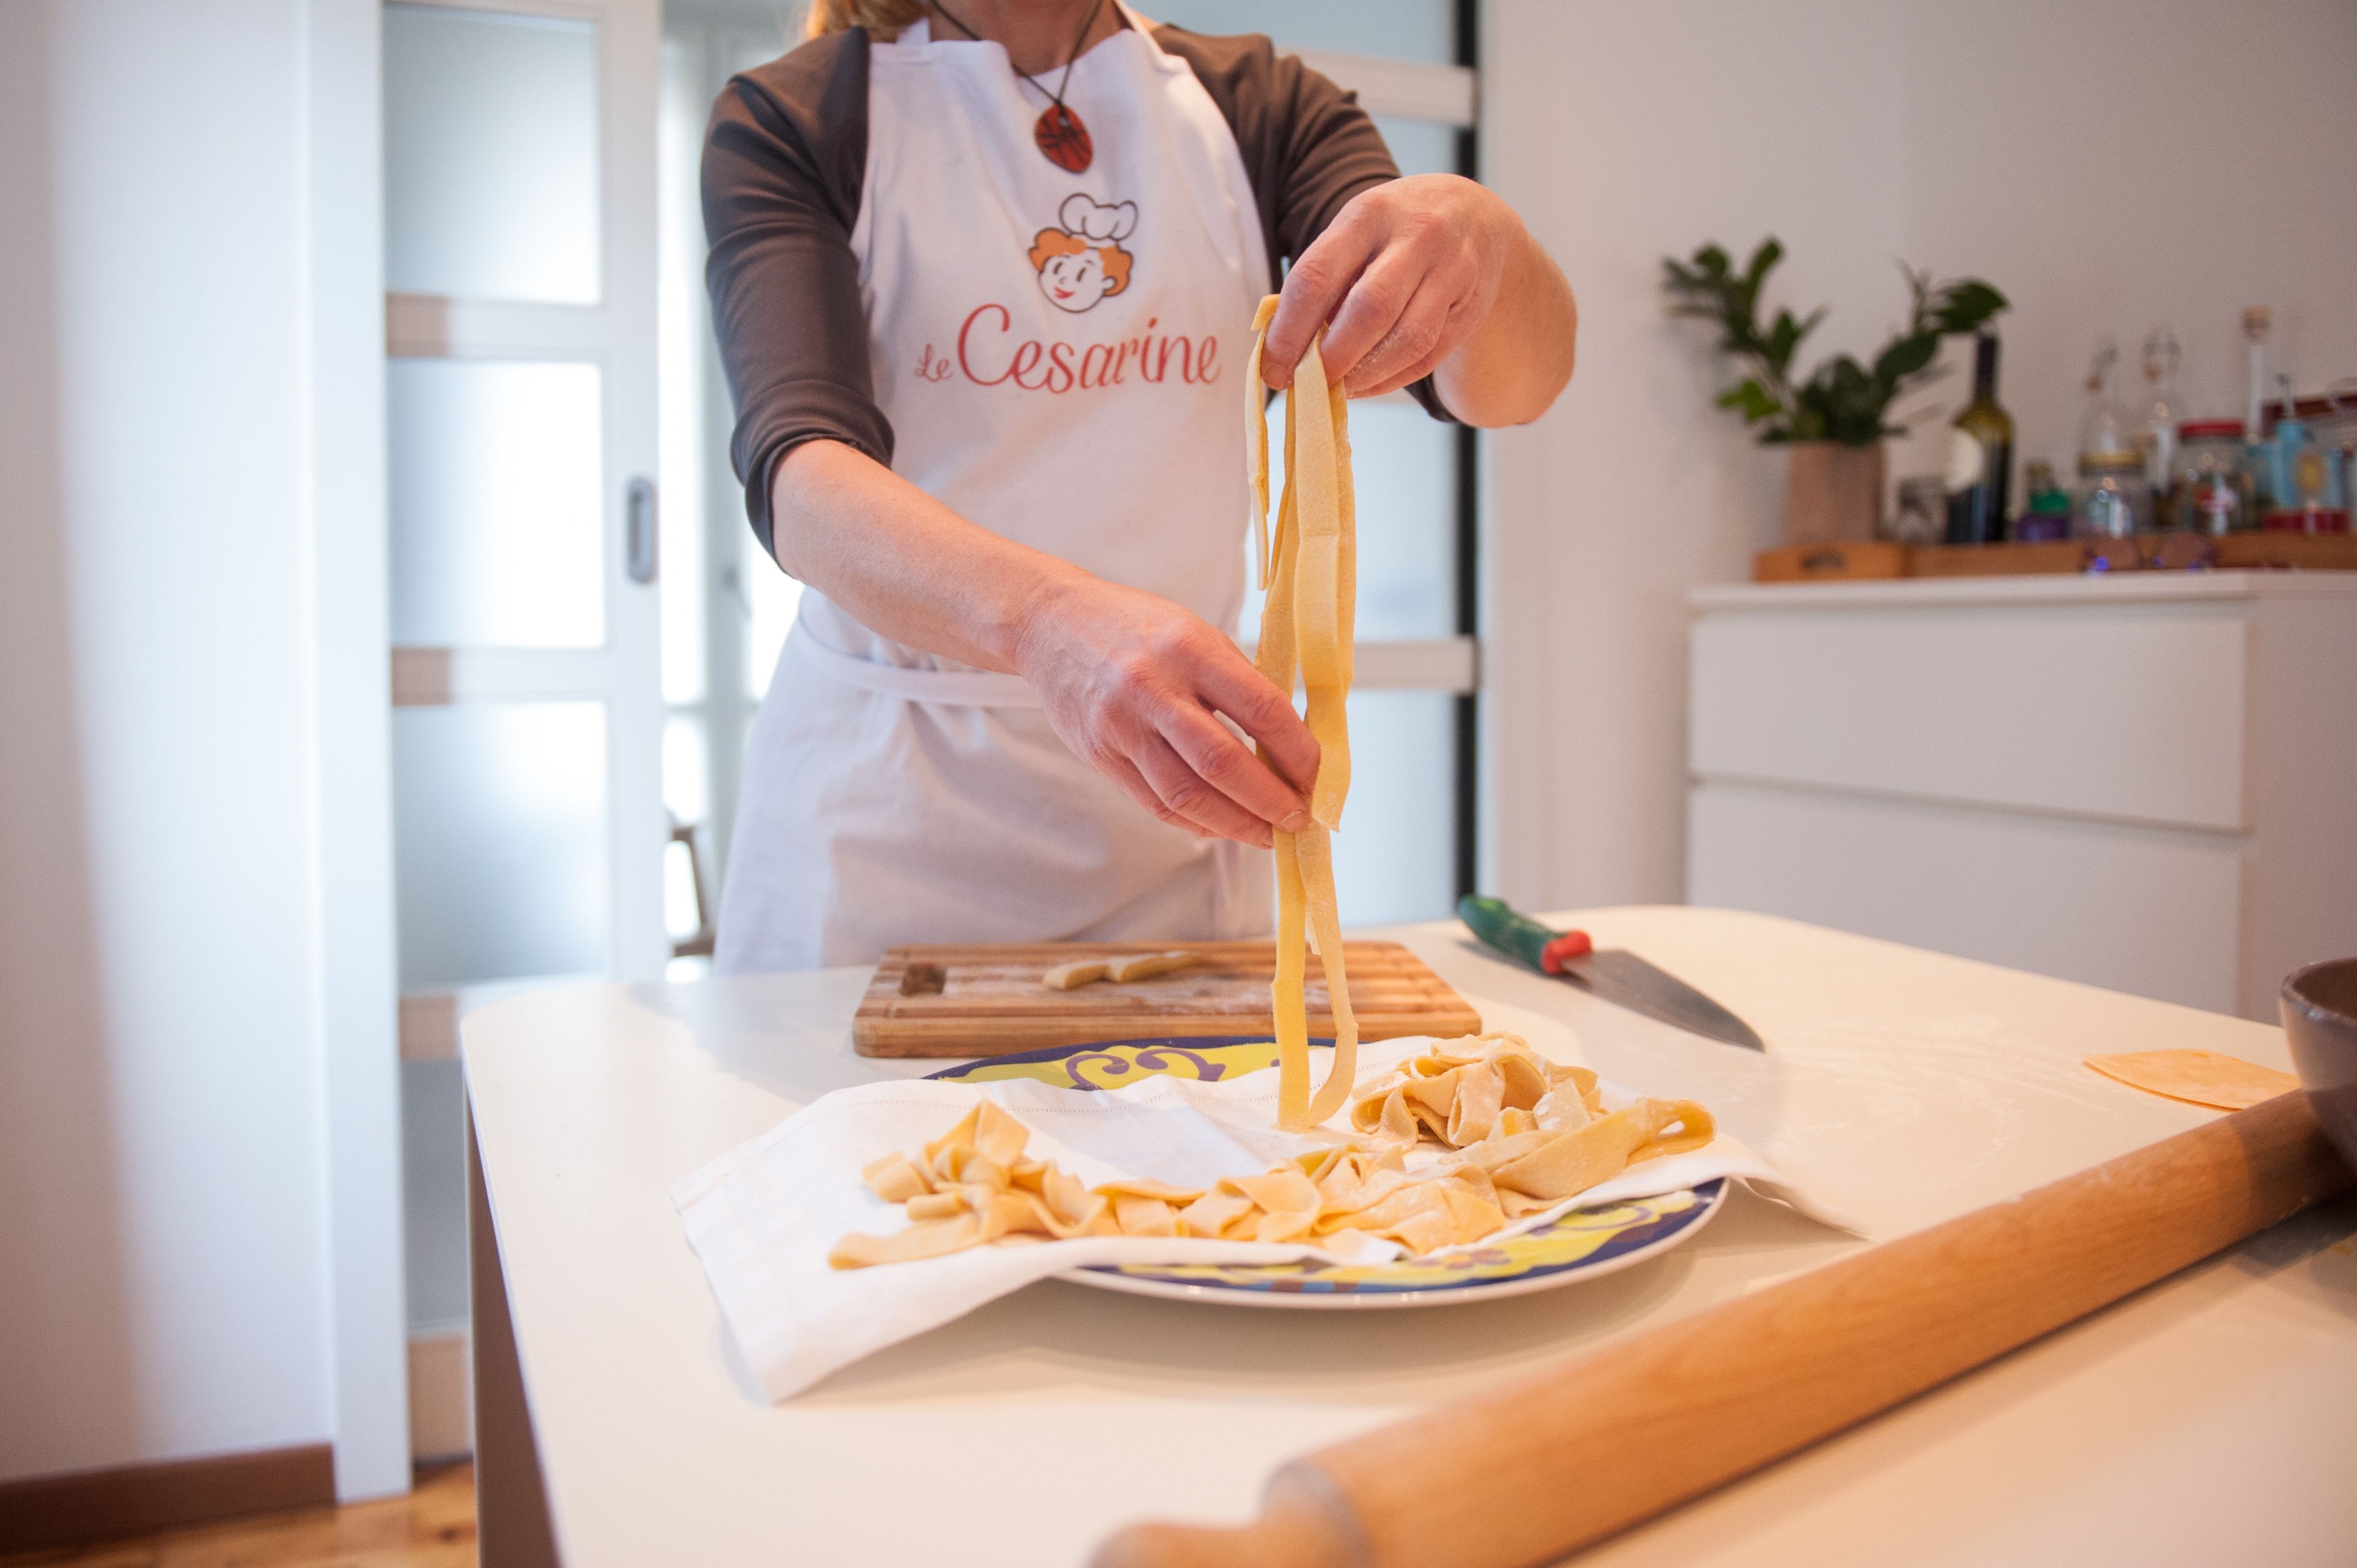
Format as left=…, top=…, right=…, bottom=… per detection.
left=0, top=1464, right=475, bottom=1568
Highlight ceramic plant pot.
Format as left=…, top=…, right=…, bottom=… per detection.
left=1783, top=439, right=1886, bottom=546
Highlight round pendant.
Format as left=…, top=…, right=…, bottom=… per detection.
left=1034, top=103, right=1093, bottom=173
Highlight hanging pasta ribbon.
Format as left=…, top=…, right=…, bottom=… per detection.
left=1247, top=297, right=1360, bottom=1132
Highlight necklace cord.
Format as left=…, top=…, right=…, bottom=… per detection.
left=930, top=0, right=1108, bottom=108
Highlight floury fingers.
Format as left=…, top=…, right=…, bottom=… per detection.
left=1247, top=295, right=1360, bottom=1132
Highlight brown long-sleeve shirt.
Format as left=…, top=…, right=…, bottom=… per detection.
left=701, top=21, right=1453, bottom=556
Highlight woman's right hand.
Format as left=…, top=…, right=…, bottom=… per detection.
left=1013, top=573, right=1318, bottom=849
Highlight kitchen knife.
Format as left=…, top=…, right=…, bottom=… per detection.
left=1456, top=895, right=1767, bottom=1052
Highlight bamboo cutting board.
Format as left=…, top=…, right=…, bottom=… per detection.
left=853, top=940, right=1481, bottom=1058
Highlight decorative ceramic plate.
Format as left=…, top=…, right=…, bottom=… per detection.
left=929, top=1036, right=1727, bottom=1309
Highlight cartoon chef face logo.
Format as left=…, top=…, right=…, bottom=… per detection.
left=1029, top=194, right=1137, bottom=314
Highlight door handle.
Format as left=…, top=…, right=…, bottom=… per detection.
left=625, top=476, right=659, bottom=584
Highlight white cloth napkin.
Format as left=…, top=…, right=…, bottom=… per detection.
left=673, top=1038, right=1842, bottom=1401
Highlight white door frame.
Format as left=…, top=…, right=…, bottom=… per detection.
left=304, top=0, right=410, bottom=1501
left=307, top=0, right=666, bottom=1497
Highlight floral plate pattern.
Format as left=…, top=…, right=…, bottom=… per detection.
left=929, top=1036, right=1727, bottom=1310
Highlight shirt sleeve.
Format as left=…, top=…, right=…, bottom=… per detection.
left=1152, top=26, right=1457, bottom=424
left=702, top=29, right=887, bottom=559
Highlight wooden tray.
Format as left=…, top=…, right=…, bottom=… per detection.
left=1754, top=532, right=2357, bottom=582
left=853, top=940, right=1483, bottom=1058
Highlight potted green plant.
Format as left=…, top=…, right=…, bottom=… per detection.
left=1664, top=239, right=2007, bottom=546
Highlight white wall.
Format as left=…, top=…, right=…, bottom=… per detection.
left=0, top=0, right=404, bottom=1495
left=1482, top=0, right=2357, bottom=911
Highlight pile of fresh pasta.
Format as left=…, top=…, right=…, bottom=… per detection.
left=828, top=1035, right=1715, bottom=1268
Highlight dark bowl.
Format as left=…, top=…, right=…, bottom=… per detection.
left=2280, top=957, right=2357, bottom=1172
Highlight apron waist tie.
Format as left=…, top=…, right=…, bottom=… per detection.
left=788, top=618, right=1045, bottom=709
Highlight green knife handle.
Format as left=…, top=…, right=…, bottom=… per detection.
left=1456, top=894, right=1555, bottom=972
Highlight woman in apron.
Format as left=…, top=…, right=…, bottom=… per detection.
left=705, top=0, right=1576, bottom=972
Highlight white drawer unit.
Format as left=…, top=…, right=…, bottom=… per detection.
left=1686, top=574, right=2357, bottom=1021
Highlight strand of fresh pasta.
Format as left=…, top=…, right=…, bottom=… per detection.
left=1244, top=296, right=1278, bottom=589
left=1246, top=297, right=1359, bottom=1132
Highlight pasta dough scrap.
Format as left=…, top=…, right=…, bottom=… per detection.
left=1043, top=960, right=1108, bottom=991
left=2084, top=1049, right=2300, bottom=1110
left=831, top=1034, right=1719, bottom=1269
left=1248, top=299, right=1359, bottom=1131
left=1105, top=950, right=1202, bottom=984
left=1041, top=951, right=1202, bottom=990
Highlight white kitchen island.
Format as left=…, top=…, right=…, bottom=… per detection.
left=461, top=907, right=2356, bottom=1566
left=1688, top=571, right=2357, bottom=1021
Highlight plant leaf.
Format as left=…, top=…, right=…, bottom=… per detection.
left=1930, top=279, right=2008, bottom=334
left=1873, top=332, right=1940, bottom=384
left=1715, top=378, right=1783, bottom=423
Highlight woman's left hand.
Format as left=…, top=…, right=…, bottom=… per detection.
left=1260, top=173, right=1574, bottom=427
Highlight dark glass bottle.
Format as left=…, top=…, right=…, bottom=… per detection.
left=1945, top=334, right=2015, bottom=544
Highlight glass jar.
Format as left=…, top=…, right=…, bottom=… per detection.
left=2171, top=419, right=2255, bottom=534
left=2077, top=455, right=2153, bottom=538
left=1886, top=475, right=1947, bottom=544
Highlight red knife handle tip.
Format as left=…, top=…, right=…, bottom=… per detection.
left=1539, top=931, right=1593, bottom=973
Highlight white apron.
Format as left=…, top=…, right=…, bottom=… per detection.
left=716, top=13, right=1274, bottom=973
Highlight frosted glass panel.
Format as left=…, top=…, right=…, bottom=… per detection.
left=1238, top=393, right=1454, bottom=645
left=1149, top=0, right=1453, bottom=64
left=663, top=710, right=710, bottom=825
left=389, top=359, right=605, bottom=648
left=1331, top=690, right=1455, bottom=926
left=385, top=5, right=600, bottom=304
left=1375, top=116, right=1458, bottom=178
left=393, top=703, right=608, bottom=987
left=400, top=1058, right=467, bottom=1332
left=1351, top=399, right=1456, bottom=640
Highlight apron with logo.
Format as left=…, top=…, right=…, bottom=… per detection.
left=715, top=12, right=1273, bottom=972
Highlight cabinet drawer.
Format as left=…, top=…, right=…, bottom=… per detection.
left=1688, top=781, right=2243, bottom=1014
left=1690, top=606, right=2248, bottom=831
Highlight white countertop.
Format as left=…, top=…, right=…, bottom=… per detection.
left=1690, top=567, right=2357, bottom=611
left=461, top=907, right=2357, bottom=1567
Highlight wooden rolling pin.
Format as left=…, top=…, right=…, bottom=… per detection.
left=1092, top=1090, right=2353, bottom=1568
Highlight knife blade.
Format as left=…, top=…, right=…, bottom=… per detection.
left=1456, top=896, right=1767, bottom=1052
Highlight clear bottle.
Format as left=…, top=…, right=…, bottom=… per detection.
left=2078, top=335, right=2140, bottom=474
left=2077, top=456, right=2153, bottom=538
left=2172, top=420, right=2255, bottom=534
left=2136, top=326, right=2182, bottom=492
left=2243, top=307, right=2274, bottom=509
left=1887, top=475, right=1947, bottom=544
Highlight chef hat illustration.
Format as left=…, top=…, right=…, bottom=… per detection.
left=1058, top=194, right=1138, bottom=244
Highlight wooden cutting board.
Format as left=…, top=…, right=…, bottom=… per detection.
left=853, top=940, right=1483, bottom=1058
